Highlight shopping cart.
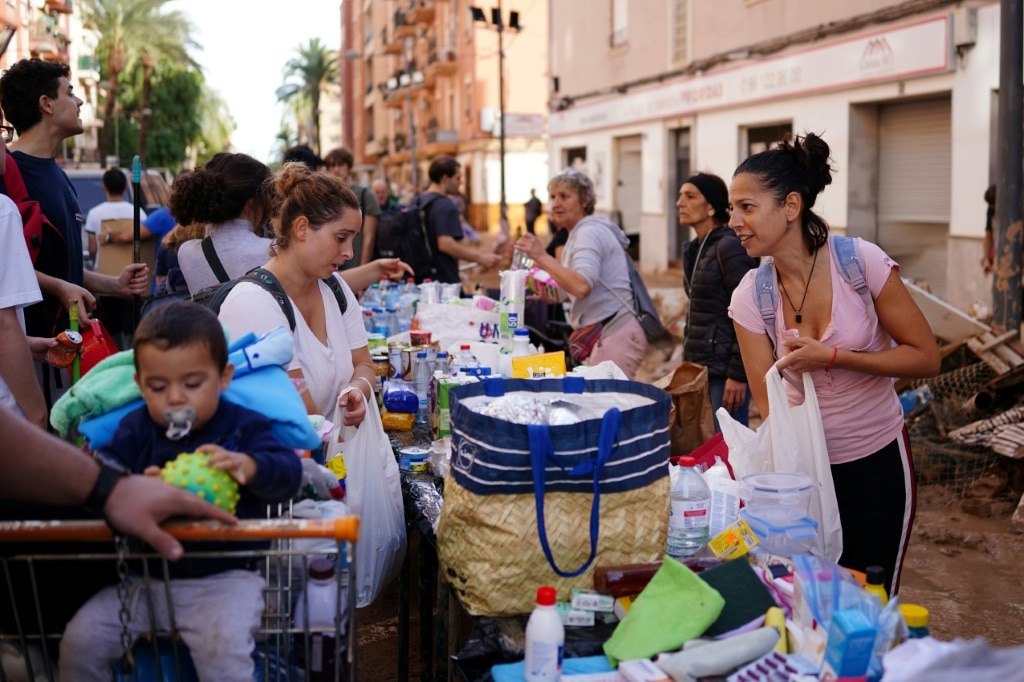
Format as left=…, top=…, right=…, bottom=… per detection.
left=0, top=516, right=359, bottom=682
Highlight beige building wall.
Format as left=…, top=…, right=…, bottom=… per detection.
left=548, top=0, right=1001, bottom=314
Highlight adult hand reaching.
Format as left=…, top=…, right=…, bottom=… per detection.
left=103, top=475, right=237, bottom=561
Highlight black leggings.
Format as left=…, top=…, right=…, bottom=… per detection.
left=830, top=428, right=915, bottom=596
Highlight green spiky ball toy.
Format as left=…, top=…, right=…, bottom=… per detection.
left=161, top=452, right=240, bottom=514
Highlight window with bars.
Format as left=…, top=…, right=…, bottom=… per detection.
left=672, top=0, right=689, bottom=64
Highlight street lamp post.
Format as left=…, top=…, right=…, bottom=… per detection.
left=472, top=3, right=521, bottom=225
left=404, top=36, right=419, bottom=189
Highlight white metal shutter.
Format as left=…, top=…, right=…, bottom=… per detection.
left=877, top=97, right=952, bottom=297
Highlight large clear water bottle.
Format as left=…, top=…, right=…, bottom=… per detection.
left=667, top=456, right=711, bottom=559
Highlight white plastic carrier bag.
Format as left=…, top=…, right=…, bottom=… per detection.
left=718, top=365, right=843, bottom=563
left=333, top=386, right=407, bottom=607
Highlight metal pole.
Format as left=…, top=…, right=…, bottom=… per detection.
left=498, top=1, right=507, bottom=224
left=993, top=0, right=1023, bottom=332
left=406, top=36, right=419, bottom=189
left=131, top=155, right=142, bottom=329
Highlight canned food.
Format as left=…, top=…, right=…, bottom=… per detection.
left=410, top=330, right=432, bottom=346
left=398, top=446, right=430, bottom=473
left=45, top=330, right=83, bottom=369
left=389, top=344, right=410, bottom=379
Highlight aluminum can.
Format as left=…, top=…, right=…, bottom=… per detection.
left=45, top=330, right=83, bottom=369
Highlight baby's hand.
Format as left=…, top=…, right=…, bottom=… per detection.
left=199, top=443, right=256, bottom=485
left=143, top=465, right=162, bottom=477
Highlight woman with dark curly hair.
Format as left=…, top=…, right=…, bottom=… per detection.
left=727, top=132, right=940, bottom=595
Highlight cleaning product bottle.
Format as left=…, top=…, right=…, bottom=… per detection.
left=525, top=585, right=563, bottom=681
left=864, top=565, right=889, bottom=605
left=899, top=603, right=929, bottom=639
left=667, top=456, right=711, bottom=559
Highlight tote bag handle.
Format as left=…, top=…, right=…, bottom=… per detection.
left=528, top=407, right=622, bottom=577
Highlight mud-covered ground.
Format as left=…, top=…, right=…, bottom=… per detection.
left=900, top=484, right=1024, bottom=647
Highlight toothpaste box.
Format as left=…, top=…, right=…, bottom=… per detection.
left=555, top=601, right=595, bottom=627
left=570, top=588, right=615, bottom=613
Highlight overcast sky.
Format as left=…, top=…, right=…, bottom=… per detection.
left=175, top=0, right=341, bottom=163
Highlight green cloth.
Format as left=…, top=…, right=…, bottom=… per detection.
left=603, top=556, right=726, bottom=665
left=50, top=349, right=139, bottom=437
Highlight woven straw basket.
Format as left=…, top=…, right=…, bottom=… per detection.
left=437, top=376, right=671, bottom=617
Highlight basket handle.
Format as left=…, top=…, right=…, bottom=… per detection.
left=528, top=407, right=621, bottom=578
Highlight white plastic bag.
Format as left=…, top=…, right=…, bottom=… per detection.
left=334, top=387, right=407, bottom=607
left=718, top=365, right=843, bottom=562
left=414, top=301, right=500, bottom=350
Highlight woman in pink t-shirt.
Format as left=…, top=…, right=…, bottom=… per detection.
left=726, top=132, right=940, bottom=596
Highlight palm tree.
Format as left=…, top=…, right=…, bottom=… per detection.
left=276, top=38, right=339, bottom=156
left=80, top=0, right=197, bottom=164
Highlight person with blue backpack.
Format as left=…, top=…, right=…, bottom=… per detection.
left=727, top=132, right=940, bottom=596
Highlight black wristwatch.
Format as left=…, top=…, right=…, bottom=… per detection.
left=84, top=458, right=130, bottom=518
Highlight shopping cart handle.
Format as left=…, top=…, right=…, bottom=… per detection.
left=0, top=517, right=360, bottom=543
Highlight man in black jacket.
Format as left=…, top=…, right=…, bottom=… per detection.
left=678, top=173, right=757, bottom=428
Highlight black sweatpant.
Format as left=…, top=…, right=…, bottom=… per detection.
left=830, top=428, right=915, bottom=596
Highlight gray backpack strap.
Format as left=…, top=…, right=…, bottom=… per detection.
left=830, top=235, right=879, bottom=340
left=753, top=257, right=779, bottom=355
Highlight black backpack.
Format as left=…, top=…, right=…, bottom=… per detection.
left=205, top=267, right=348, bottom=331
left=376, top=193, right=441, bottom=283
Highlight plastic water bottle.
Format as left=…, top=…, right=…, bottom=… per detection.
left=294, top=558, right=344, bottom=681
left=435, top=351, right=450, bottom=377
left=362, top=282, right=381, bottom=309
left=415, top=350, right=431, bottom=424
left=524, top=585, right=563, bottom=681
left=385, top=307, right=400, bottom=338
left=667, top=456, right=711, bottom=559
left=371, top=307, right=388, bottom=337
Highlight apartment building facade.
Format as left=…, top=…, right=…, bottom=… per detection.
left=0, top=0, right=101, bottom=164
left=341, top=0, right=550, bottom=233
left=550, top=0, right=1000, bottom=312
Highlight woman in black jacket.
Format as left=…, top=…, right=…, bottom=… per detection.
left=679, top=172, right=757, bottom=428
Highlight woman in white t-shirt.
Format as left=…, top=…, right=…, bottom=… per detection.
left=726, top=132, right=940, bottom=596
left=216, top=164, right=373, bottom=426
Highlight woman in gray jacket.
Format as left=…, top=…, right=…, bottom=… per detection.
left=513, top=168, right=648, bottom=379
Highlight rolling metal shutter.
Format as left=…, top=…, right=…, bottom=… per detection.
left=877, top=97, right=952, bottom=297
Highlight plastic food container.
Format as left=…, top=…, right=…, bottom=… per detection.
left=740, top=505, right=818, bottom=557
left=741, top=472, right=816, bottom=516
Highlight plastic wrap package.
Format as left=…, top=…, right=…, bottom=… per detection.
left=499, top=269, right=527, bottom=338
left=403, top=473, right=444, bottom=535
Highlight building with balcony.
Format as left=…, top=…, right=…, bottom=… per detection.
left=341, top=0, right=549, bottom=234
left=549, top=0, right=1000, bottom=311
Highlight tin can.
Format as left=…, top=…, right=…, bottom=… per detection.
left=398, top=446, right=430, bottom=473
left=389, top=343, right=411, bottom=379
left=45, top=330, right=83, bottom=369
left=410, top=330, right=432, bottom=346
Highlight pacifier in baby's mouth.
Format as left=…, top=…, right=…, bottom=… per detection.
left=163, top=407, right=197, bottom=440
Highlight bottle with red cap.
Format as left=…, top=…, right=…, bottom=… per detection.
left=525, top=585, right=563, bottom=680
left=667, top=455, right=711, bottom=559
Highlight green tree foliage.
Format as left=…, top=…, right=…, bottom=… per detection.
left=276, top=37, right=339, bottom=155
left=113, top=63, right=215, bottom=172
left=81, top=0, right=197, bottom=163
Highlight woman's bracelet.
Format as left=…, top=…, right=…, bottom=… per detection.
left=824, top=346, right=838, bottom=374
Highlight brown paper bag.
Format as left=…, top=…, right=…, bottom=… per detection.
left=653, top=362, right=715, bottom=455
